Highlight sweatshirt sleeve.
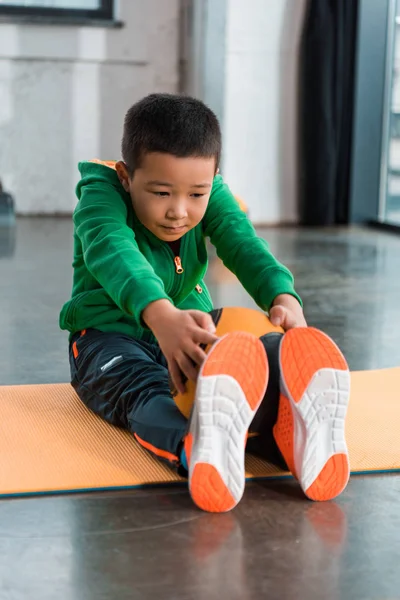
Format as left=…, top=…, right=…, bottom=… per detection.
left=74, top=181, right=171, bottom=324
left=203, top=175, right=302, bottom=311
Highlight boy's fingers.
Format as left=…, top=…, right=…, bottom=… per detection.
left=270, top=304, right=307, bottom=330
left=169, top=361, right=186, bottom=395
left=187, top=344, right=207, bottom=368
left=189, top=310, right=216, bottom=333
left=296, top=314, right=308, bottom=327
left=193, top=328, right=219, bottom=346
left=279, top=310, right=304, bottom=330
left=177, top=353, right=199, bottom=384
left=282, top=312, right=297, bottom=330
left=269, top=305, right=286, bottom=326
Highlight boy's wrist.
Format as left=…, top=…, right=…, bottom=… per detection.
left=270, top=293, right=307, bottom=329
left=272, top=293, right=302, bottom=310
left=142, top=299, right=176, bottom=330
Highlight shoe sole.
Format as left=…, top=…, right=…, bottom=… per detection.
left=274, top=327, right=350, bottom=501
left=188, top=331, right=269, bottom=513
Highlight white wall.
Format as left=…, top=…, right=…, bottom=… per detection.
left=186, top=0, right=306, bottom=224
left=0, top=0, right=180, bottom=214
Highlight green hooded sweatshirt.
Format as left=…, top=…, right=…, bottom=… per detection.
left=59, top=161, right=301, bottom=343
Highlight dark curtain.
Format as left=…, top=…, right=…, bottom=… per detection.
left=299, top=0, right=359, bottom=225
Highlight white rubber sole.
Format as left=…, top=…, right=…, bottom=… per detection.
left=280, top=364, right=351, bottom=497
left=188, top=374, right=256, bottom=507
left=187, top=333, right=269, bottom=512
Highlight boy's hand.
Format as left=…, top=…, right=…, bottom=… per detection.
left=142, top=299, right=219, bottom=394
left=269, top=294, right=307, bottom=330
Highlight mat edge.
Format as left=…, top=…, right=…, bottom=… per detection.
left=2, top=469, right=399, bottom=499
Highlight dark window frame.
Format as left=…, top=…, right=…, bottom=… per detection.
left=0, top=0, right=114, bottom=22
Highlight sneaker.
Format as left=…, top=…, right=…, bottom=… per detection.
left=185, top=331, right=269, bottom=512
left=273, top=327, right=350, bottom=501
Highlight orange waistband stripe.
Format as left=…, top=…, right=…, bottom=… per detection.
left=134, top=433, right=179, bottom=463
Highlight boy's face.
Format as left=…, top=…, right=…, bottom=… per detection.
left=116, top=153, right=215, bottom=242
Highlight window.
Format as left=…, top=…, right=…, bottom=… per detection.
left=0, top=0, right=114, bottom=21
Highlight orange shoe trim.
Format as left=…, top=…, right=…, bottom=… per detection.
left=281, top=327, right=348, bottom=405
left=305, top=454, right=349, bottom=501
left=201, top=331, right=269, bottom=410
left=184, top=432, right=193, bottom=468
left=191, top=464, right=237, bottom=513
left=273, top=393, right=297, bottom=477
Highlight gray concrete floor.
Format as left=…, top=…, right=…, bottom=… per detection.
left=1, top=219, right=400, bottom=599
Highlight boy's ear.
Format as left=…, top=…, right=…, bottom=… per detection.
left=115, top=161, right=131, bottom=193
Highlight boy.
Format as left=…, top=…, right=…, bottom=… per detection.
left=60, top=94, right=350, bottom=513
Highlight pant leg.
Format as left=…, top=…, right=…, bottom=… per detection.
left=247, top=332, right=288, bottom=470
left=69, top=329, right=188, bottom=468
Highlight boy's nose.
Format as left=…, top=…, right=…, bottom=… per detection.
left=167, top=200, right=188, bottom=220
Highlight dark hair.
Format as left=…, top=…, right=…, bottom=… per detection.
left=121, top=93, right=221, bottom=174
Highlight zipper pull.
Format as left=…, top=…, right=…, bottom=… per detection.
left=174, top=256, right=184, bottom=274
left=195, top=284, right=203, bottom=294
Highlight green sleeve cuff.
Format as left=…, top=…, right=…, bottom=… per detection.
left=256, top=268, right=303, bottom=311
left=125, top=278, right=172, bottom=327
